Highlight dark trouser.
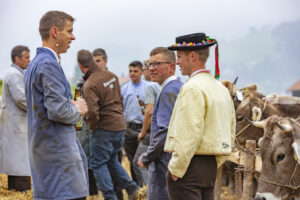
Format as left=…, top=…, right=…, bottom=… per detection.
left=8, top=175, right=31, bottom=191
left=166, top=155, right=217, bottom=200
left=132, top=133, right=150, bottom=187
left=68, top=198, right=86, bottom=200
left=124, top=125, right=145, bottom=186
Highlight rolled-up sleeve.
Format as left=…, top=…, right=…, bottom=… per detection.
left=168, top=86, right=206, bottom=178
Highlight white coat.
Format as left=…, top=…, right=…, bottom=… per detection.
left=0, top=64, right=30, bottom=176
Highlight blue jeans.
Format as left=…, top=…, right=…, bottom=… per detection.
left=91, top=129, right=138, bottom=200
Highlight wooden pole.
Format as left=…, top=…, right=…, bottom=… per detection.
left=214, top=164, right=223, bottom=200
left=242, top=140, right=256, bottom=200
left=237, top=166, right=243, bottom=199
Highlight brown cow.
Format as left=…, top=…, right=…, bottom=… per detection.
left=235, top=92, right=300, bottom=147
left=248, top=116, right=300, bottom=200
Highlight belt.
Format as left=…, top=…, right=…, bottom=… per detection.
left=127, top=122, right=142, bottom=130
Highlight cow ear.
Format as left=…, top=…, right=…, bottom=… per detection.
left=292, top=141, right=300, bottom=164
left=242, top=84, right=257, bottom=92
left=252, top=106, right=262, bottom=121
left=221, top=80, right=236, bottom=96
left=264, top=93, right=278, bottom=104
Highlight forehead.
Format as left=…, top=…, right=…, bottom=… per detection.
left=177, top=51, right=186, bottom=57
left=22, top=51, right=30, bottom=57
left=94, top=55, right=105, bottom=61
left=129, top=66, right=142, bottom=72
left=61, top=20, right=73, bottom=31
left=150, top=53, right=165, bottom=62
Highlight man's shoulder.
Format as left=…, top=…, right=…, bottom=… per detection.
left=163, top=78, right=183, bottom=92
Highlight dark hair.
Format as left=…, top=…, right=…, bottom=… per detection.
left=39, top=10, right=75, bottom=40
left=11, top=45, right=30, bottom=63
left=150, top=47, right=176, bottom=64
left=129, top=60, right=143, bottom=70
left=77, top=49, right=96, bottom=68
left=93, top=48, right=107, bottom=60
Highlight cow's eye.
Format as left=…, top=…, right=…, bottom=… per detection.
left=277, top=154, right=285, bottom=162
left=237, top=116, right=244, bottom=121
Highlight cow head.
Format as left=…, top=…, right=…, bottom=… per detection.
left=235, top=92, right=266, bottom=146
left=251, top=116, right=300, bottom=200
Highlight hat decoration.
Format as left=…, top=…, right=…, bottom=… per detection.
left=168, top=33, right=220, bottom=79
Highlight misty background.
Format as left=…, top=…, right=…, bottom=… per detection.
left=0, top=0, right=299, bottom=95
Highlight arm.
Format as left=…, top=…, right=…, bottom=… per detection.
left=138, top=104, right=154, bottom=141
left=168, top=87, right=205, bottom=178
left=138, top=85, right=157, bottom=141
left=40, top=62, right=79, bottom=125
left=82, top=82, right=100, bottom=131
left=141, top=89, right=178, bottom=166
left=7, top=72, right=27, bottom=111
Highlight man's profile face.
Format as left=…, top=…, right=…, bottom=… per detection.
left=94, top=55, right=107, bottom=70
left=56, top=20, right=75, bottom=54
left=129, top=66, right=143, bottom=84
left=142, top=63, right=151, bottom=81
left=176, top=51, right=191, bottom=76
left=15, top=50, right=30, bottom=70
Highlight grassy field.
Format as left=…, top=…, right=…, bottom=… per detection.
left=0, top=155, right=237, bottom=200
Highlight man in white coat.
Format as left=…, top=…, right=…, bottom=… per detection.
left=0, top=45, right=31, bottom=191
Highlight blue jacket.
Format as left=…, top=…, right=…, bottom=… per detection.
left=25, top=47, right=88, bottom=200
left=142, top=78, right=183, bottom=200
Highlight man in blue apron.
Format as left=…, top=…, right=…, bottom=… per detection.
left=25, top=11, right=89, bottom=200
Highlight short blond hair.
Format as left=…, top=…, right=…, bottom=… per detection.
left=150, top=47, right=176, bottom=64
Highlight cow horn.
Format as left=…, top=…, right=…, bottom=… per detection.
left=245, top=117, right=265, bottom=128
left=275, top=122, right=292, bottom=134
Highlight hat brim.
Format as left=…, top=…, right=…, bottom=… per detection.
left=168, top=41, right=216, bottom=51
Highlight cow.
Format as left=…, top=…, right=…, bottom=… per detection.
left=221, top=80, right=264, bottom=110
left=235, top=92, right=300, bottom=147
left=247, top=116, right=300, bottom=200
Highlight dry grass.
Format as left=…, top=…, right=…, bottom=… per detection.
left=0, top=156, right=236, bottom=200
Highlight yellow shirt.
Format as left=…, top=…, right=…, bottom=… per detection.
left=164, top=73, right=236, bottom=178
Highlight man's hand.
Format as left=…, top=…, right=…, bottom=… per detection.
left=138, top=155, right=147, bottom=168
left=72, top=98, right=88, bottom=115
left=170, top=172, right=178, bottom=181
left=137, top=131, right=145, bottom=142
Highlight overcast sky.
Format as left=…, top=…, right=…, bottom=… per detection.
left=0, top=0, right=300, bottom=82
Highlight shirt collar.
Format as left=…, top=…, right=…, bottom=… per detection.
left=42, top=47, right=60, bottom=63
left=11, top=63, right=25, bottom=75
left=190, top=69, right=210, bottom=77
left=161, top=75, right=177, bottom=90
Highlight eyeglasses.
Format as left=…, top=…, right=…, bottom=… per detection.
left=148, top=61, right=171, bottom=68
left=143, top=63, right=149, bottom=71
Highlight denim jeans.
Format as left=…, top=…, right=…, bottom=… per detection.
left=91, top=129, right=139, bottom=200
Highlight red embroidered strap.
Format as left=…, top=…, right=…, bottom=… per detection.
left=215, top=43, right=220, bottom=79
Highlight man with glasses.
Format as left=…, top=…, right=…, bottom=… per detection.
left=121, top=61, right=149, bottom=187
left=138, top=47, right=183, bottom=200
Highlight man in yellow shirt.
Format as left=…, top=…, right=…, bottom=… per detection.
left=164, top=33, right=236, bottom=200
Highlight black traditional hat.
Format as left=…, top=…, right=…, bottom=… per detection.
left=168, top=33, right=220, bottom=79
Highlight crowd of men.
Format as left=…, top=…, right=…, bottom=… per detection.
left=0, top=10, right=235, bottom=200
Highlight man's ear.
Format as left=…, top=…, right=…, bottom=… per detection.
left=190, top=51, right=197, bottom=62
left=50, top=26, right=58, bottom=39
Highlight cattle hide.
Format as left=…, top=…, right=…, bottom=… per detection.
left=254, top=116, right=300, bottom=200
left=236, top=92, right=300, bottom=147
